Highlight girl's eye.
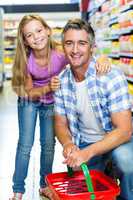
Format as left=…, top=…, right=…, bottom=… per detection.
left=25, top=34, right=32, bottom=38
left=38, top=29, right=42, bottom=33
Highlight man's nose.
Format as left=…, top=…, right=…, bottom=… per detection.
left=72, top=43, right=78, bottom=53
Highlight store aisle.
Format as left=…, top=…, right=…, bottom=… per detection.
left=0, top=81, right=66, bottom=200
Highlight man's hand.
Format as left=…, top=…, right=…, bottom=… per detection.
left=63, top=148, right=90, bottom=168
left=63, top=142, right=79, bottom=158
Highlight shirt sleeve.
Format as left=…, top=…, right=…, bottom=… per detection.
left=54, top=88, right=66, bottom=116
left=107, top=70, right=132, bottom=113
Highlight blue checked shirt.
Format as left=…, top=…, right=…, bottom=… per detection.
left=54, top=58, right=132, bottom=145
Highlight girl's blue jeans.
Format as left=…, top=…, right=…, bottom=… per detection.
left=79, top=137, right=133, bottom=200
left=12, top=98, right=55, bottom=193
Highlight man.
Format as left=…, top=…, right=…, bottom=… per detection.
left=54, top=18, right=133, bottom=200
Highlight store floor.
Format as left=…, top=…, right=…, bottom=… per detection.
left=0, top=81, right=66, bottom=200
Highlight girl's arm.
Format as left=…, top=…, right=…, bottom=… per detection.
left=24, top=74, right=50, bottom=100
left=24, top=74, right=60, bottom=100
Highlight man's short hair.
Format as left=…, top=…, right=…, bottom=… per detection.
left=62, top=18, right=95, bottom=47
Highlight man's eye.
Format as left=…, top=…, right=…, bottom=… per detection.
left=65, top=42, right=73, bottom=46
left=79, top=42, right=88, bottom=46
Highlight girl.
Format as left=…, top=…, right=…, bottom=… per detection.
left=10, top=15, right=110, bottom=200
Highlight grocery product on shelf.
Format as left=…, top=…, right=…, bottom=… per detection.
left=4, top=19, right=19, bottom=79
left=0, top=8, right=4, bottom=90
left=88, top=0, right=133, bottom=95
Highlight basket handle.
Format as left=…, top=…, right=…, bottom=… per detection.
left=67, top=165, right=74, bottom=177
left=81, top=163, right=96, bottom=200
left=67, top=164, right=96, bottom=200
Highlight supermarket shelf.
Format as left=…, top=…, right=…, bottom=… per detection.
left=88, top=0, right=107, bottom=17
left=5, top=46, right=16, bottom=50
left=119, top=27, right=133, bottom=35
left=108, top=53, right=133, bottom=58
left=127, top=77, right=133, bottom=84
left=3, top=19, right=18, bottom=79
left=89, top=0, right=133, bottom=89
left=4, top=63, right=13, bottom=80
left=120, top=2, right=133, bottom=13
left=109, top=53, right=120, bottom=58
left=108, top=17, right=118, bottom=26
left=104, top=35, right=119, bottom=40
left=0, top=8, right=4, bottom=89
left=120, top=53, right=133, bottom=58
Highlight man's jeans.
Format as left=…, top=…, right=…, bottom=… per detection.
left=12, top=98, right=55, bottom=193
left=79, top=137, right=133, bottom=200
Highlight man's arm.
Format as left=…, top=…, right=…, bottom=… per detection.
left=64, top=109, right=132, bottom=167
left=55, top=114, right=72, bottom=145
left=87, top=109, right=132, bottom=156
left=55, top=114, right=79, bottom=158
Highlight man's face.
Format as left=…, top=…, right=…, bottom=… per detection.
left=63, top=29, right=92, bottom=71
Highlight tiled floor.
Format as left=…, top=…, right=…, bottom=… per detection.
left=0, top=81, right=66, bottom=200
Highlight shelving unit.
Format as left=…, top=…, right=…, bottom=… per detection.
left=3, top=19, right=19, bottom=79
left=0, top=8, right=4, bottom=90
left=88, top=0, right=133, bottom=95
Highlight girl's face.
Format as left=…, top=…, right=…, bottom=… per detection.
left=23, top=19, right=50, bottom=51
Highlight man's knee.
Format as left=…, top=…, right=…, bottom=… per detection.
left=113, top=144, right=133, bottom=173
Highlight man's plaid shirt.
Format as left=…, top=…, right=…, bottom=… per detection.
left=54, top=58, right=132, bottom=145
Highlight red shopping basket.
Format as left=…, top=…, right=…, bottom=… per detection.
left=46, top=163, right=120, bottom=200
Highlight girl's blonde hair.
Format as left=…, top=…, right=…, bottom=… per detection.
left=12, top=14, right=59, bottom=96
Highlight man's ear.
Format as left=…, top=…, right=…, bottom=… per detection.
left=90, top=47, right=94, bottom=55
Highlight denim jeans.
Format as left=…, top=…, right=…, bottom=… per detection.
left=12, top=98, right=55, bottom=193
left=79, top=137, right=133, bottom=200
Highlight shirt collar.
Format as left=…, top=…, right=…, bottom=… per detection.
left=85, top=57, right=97, bottom=78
